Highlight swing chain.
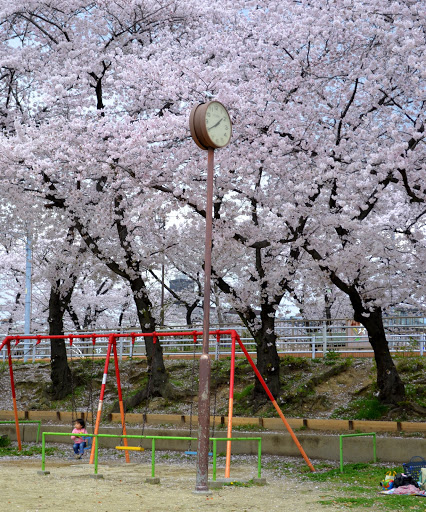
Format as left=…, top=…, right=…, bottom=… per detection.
left=187, top=332, right=198, bottom=453
left=69, top=336, right=77, bottom=427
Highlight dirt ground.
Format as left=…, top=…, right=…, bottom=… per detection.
left=0, top=454, right=366, bottom=512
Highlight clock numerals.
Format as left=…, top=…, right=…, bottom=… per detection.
left=190, top=101, right=231, bottom=149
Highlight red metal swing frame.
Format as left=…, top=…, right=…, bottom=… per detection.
left=0, top=330, right=315, bottom=473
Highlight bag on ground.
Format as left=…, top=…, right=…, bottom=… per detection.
left=393, top=473, right=418, bottom=489
left=421, top=468, right=426, bottom=490
left=380, top=471, right=396, bottom=490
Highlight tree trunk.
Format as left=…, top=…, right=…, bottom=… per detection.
left=48, top=282, right=72, bottom=400
left=304, top=241, right=407, bottom=405
left=213, top=275, right=282, bottom=405
left=213, top=284, right=225, bottom=329
left=252, top=306, right=281, bottom=402
left=129, top=276, right=171, bottom=397
left=110, top=277, right=174, bottom=413
left=185, top=301, right=198, bottom=327
left=353, top=305, right=405, bottom=404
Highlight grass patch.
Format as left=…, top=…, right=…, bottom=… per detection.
left=264, top=459, right=426, bottom=511
left=233, top=424, right=266, bottom=432
left=234, top=384, right=254, bottom=401
left=396, top=357, right=426, bottom=374
left=318, top=497, right=374, bottom=507
left=302, top=462, right=426, bottom=511
left=0, top=435, right=10, bottom=447
left=332, top=396, right=389, bottom=420
left=317, top=490, right=425, bottom=511
left=323, top=350, right=340, bottom=365
left=0, top=444, right=56, bottom=457
left=280, top=355, right=311, bottom=371
left=306, top=462, right=379, bottom=481
left=353, top=398, right=389, bottom=420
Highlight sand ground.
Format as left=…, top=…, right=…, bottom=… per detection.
left=0, top=453, right=367, bottom=512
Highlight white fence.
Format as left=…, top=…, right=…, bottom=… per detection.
left=1, top=316, right=425, bottom=362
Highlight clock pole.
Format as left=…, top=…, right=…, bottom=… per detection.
left=189, top=101, right=232, bottom=493
left=195, top=147, right=214, bottom=493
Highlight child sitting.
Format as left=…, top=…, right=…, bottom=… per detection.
left=71, top=418, right=88, bottom=459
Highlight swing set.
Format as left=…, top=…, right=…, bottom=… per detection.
left=0, top=329, right=315, bottom=475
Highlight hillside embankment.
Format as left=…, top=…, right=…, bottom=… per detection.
left=1, top=354, right=425, bottom=423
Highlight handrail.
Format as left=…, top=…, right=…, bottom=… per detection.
left=339, top=432, right=377, bottom=472
left=2, top=331, right=424, bottom=362
left=40, top=432, right=262, bottom=481
left=0, top=420, right=41, bottom=443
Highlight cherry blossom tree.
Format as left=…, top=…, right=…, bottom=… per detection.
left=0, top=0, right=236, bottom=400
left=0, top=238, right=26, bottom=334
left=144, top=0, right=425, bottom=403
left=0, top=0, right=424, bottom=406
left=224, top=0, right=425, bottom=403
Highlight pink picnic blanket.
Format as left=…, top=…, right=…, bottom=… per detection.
left=392, top=485, right=424, bottom=495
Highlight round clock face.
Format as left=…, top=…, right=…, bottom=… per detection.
left=205, top=102, right=232, bottom=148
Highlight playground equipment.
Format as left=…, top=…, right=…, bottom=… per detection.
left=185, top=331, right=218, bottom=457
left=115, top=446, right=145, bottom=451
left=39, top=431, right=263, bottom=482
left=0, top=420, right=41, bottom=443
left=339, top=432, right=377, bottom=473
left=0, top=329, right=315, bottom=476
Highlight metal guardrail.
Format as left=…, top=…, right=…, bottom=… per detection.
left=40, top=431, right=262, bottom=481
left=2, top=319, right=424, bottom=362
left=339, top=432, right=377, bottom=473
left=0, top=420, right=41, bottom=443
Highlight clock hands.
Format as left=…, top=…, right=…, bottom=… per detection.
left=190, top=101, right=231, bottom=149
left=207, top=116, right=225, bottom=131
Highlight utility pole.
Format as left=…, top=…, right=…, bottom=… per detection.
left=23, top=233, right=32, bottom=361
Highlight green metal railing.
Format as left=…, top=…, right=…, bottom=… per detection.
left=339, top=432, right=376, bottom=473
left=210, top=437, right=262, bottom=481
left=41, top=432, right=262, bottom=481
left=0, top=420, right=41, bottom=443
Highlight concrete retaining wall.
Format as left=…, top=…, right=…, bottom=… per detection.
left=3, top=411, right=425, bottom=434
left=1, top=423, right=424, bottom=464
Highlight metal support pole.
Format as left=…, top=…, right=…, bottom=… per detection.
left=339, top=433, right=376, bottom=473
left=112, top=337, right=130, bottom=463
left=195, top=147, right=214, bottom=493
left=212, top=439, right=217, bottom=481
left=41, top=433, right=46, bottom=471
left=24, top=235, right=32, bottom=362
left=225, top=331, right=236, bottom=478
left=160, top=259, right=165, bottom=327
left=94, top=434, right=99, bottom=474
left=236, top=334, right=316, bottom=473
left=89, top=335, right=114, bottom=464
left=119, top=337, right=123, bottom=362
left=258, top=439, right=262, bottom=478
left=7, top=340, right=22, bottom=450
left=151, top=438, right=156, bottom=477
left=322, top=321, right=327, bottom=356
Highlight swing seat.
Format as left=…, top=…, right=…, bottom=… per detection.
left=185, top=451, right=213, bottom=456
left=82, top=436, right=93, bottom=453
left=115, top=446, right=145, bottom=452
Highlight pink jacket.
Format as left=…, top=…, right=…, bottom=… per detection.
left=71, top=427, right=88, bottom=444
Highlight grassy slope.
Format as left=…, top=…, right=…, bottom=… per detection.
left=1, top=354, right=425, bottom=422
